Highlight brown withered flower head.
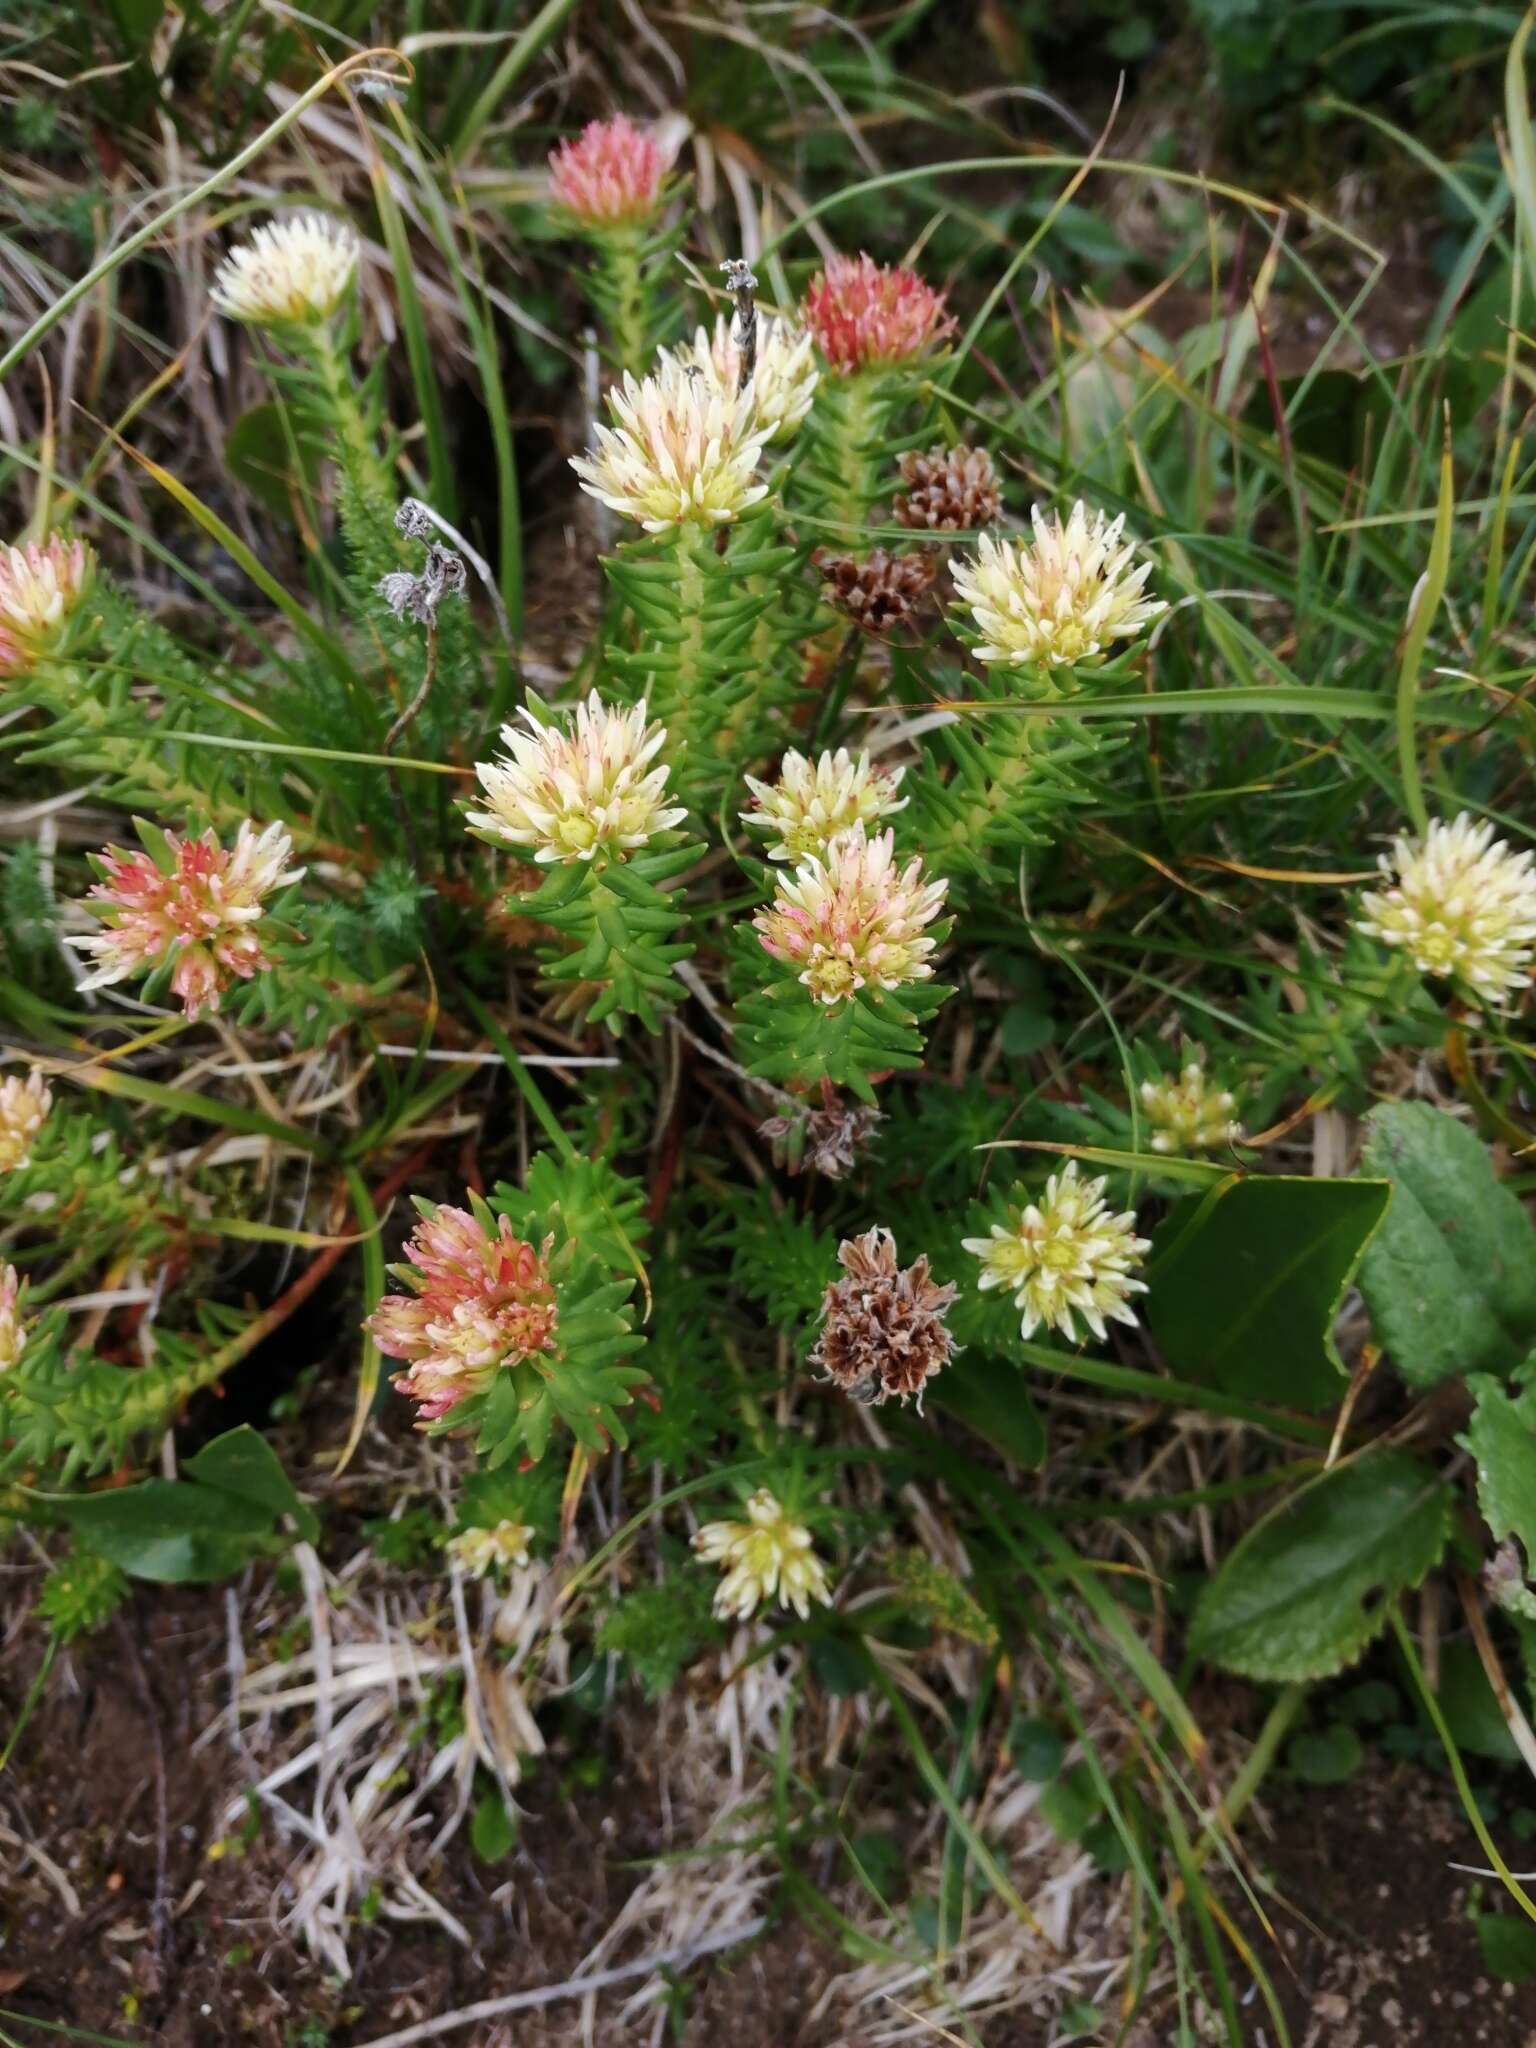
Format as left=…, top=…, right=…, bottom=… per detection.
left=759, top=1078, right=882, bottom=1179
left=810, top=1226, right=959, bottom=1409
left=891, top=445, right=1001, bottom=534
left=816, top=547, right=936, bottom=634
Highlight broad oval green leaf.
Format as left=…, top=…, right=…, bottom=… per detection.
left=1190, top=1451, right=1452, bottom=1683
left=58, top=1480, right=274, bottom=1584
left=1358, top=1103, right=1536, bottom=1388
left=1148, top=1174, right=1391, bottom=1410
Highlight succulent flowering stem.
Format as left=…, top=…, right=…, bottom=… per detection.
left=293, top=319, right=402, bottom=580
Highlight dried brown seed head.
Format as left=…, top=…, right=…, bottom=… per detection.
left=891, top=445, right=1001, bottom=533
left=809, top=1225, right=959, bottom=1408
left=759, top=1080, right=882, bottom=1179
left=815, top=547, right=936, bottom=634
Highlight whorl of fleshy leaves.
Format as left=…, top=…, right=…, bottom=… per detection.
left=1356, top=813, right=1536, bottom=1007
left=693, top=1487, right=834, bottom=1621
left=0, top=1069, right=51, bottom=1173
left=210, top=213, right=360, bottom=327
left=742, top=747, right=906, bottom=864
left=467, top=694, right=685, bottom=866
left=753, top=825, right=948, bottom=1008
left=0, top=1263, right=24, bottom=1371
left=367, top=1203, right=559, bottom=1425
left=963, top=1162, right=1150, bottom=1346
left=0, top=536, right=94, bottom=679
left=1139, top=1053, right=1243, bottom=1155
left=950, top=508, right=1166, bottom=672
left=447, top=1520, right=535, bottom=1578
left=71, top=822, right=304, bottom=1022
left=674, top=314, right=819, bottom=442
left=810, top=1226, right=958, bottom=1408
left=548, top=114, right=667, bottom=227
left=570, top=351, right=772, bottom=532
left=801, top=252, right=956, bottom=373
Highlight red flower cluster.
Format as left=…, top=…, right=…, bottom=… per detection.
left=801, top=252, right=956, bottom=374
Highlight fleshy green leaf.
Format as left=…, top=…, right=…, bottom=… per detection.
left=1358, top=1103, right=1536, bottom=1387
left=1148, top=1174, right=1391, bottom=1410
left=1190, top=1451, right=1452, bottom=1681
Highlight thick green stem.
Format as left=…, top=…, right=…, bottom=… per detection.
left=303, top=323, right=403, bottom=581
left=599, top=231, right=650, bottom=381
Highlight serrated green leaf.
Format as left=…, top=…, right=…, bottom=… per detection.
left=1463, top=1373, right=1536, bottom=1566
left=1358, top=1103, right=1536, bottom=1387
left=1190, top=1451, right=1452, bottom=1681
left=1148, top=1174, right=1391, bottom=1410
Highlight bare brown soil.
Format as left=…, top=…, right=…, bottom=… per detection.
left=5, top=1584, right=1536, bottom=2047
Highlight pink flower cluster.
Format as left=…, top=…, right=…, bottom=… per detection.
left=73, top=821, right=302, bottom=1021
left=367, top=1204, right=559, bottom=1422
left=548, top=114, right=666, bottom=228
left=801, top=253, right=956, bottom=374
left=0, top=536, right=93, bottom=678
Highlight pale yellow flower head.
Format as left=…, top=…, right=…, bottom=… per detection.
left=675, top=314, right=819, bottom=443
left=0, top=1264, right=22, bottom=1373
left=467, top=692, right=685, bottom=865
left=0, top=1069, right=51, bottom=1174
left=0, top=537, right=94, bottom=679
left=753, top=825, right=948, bottom=1008
left=963, top=1161, right=1150, bottom=1345
left=211, top=213, right=360, bottom=327
left=1139, top=1055, right=1242, bottom=1156
left=570, top=351, right=772, bottom=531
left=951, top=506, right=1165, bottom=671
left=742, top=747, right=906, bottom=863
left=1356, top=812, right=1536, bottom=1006
left=694, top=1487, right=833, bottom=1621
left=447, top=1520, right=535, bottom=1579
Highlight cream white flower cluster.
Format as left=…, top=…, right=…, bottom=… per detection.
left=1356, top=812, right=1536, bottom=1007
left=447, top=1520, right=535, bottom=1579
left=1140, top=1057, right=1242, bottom=1155
left=211, top=213, right=360, bottom=328
left=467, top=693, right=685, bottom=865
left=571, top=350, right=772, bottom=532
left=694, top=1488, right=834, bottom=1621
left=742, top=747, right=906, bottom=864
left=753, top=826, right=948, bottom=1008
left=0, top=536, right=94, bottom=679
left=951, top=505, right=1165, bottom=672
left=0, top=1069, right=51, bottom=1174
left=964, top=1161, right=1150, bottom=1345
left=674, top=314, right=820, bottom=444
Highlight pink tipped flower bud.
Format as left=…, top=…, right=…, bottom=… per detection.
left=548, top=114, right=667, bottom=228
left=367, top=1203, right=559, bottom=1424
left=801, top=252, right=956, bottom=374
left=71, top=821, right=303, bottom=1021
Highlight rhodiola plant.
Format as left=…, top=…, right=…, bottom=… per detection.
left=4, top=60, right=1536, bottom=2027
